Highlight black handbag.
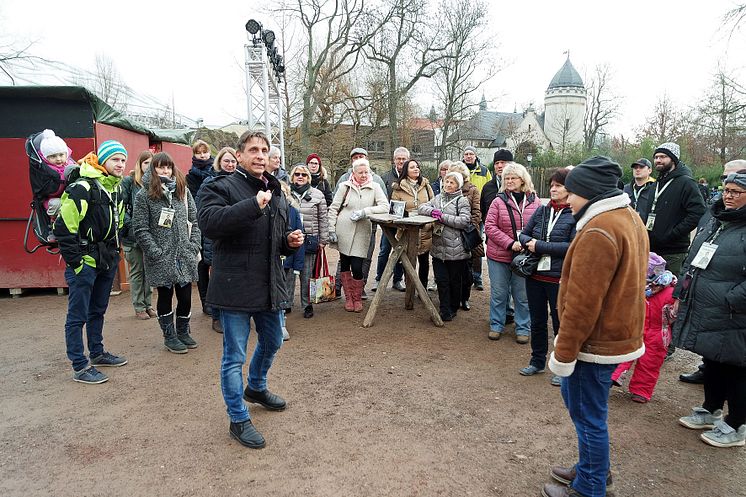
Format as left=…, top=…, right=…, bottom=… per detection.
left=505, top=198, right=543, bottom=278
left=455, top=200, right=483, bottom=252
left=304, top=234, right=319, bottom=253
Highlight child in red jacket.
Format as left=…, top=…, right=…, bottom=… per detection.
left=612, top=252, right=677, bottom=403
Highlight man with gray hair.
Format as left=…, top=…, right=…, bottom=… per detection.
left=267, top=146, right=289, bottom=183
left=372, top=146, right=410, bottom=292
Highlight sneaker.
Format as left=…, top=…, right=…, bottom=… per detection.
left=474, top=282, right=484, bottom=291
left=282, top=327, right=290, bottom=341
left=361, top=289, right=368, bottom=300
left=516, top=334, right=530, bottom=344
left=550, top=375, right=562, bottom=387
left=243, top=387, right=287, bottom=411
left=427, top=282, right=436, bottom=292
left=90, top=352, right=128, bottom=367
left=519, top=365, right=545, bottom=376
left=393, top=280, right=406, bottom=292
left=631, top=393, right=649, bottom=404
left=679, top=407, right=723, bottom=430
left=700, top=420, right=746, bottom=448
left=73, top=366, right=108, bottom=384
left=229, top=419, right=266, bottom=449
left=371, top=280, right=379, bottom=292
left=488, top=330, right=502, bottom=341
left=135, top=310, right=150, bottom=320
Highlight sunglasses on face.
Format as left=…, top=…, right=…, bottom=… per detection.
left=294, top=172, right=309, bottom=177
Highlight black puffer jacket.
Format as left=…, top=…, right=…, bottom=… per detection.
left=518, top=203, right=576, bottom=279
left=643, top=163, right=706, bottom=254
left=673, top=200, right=746, bottom=367
left=198, top=168, right=295, bottom=312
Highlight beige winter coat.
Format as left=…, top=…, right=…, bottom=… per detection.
left=391, top=177, right=435, bottom=254
left=328, top=180, right=389, bottom=258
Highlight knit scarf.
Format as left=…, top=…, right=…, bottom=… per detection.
left=191, top=156, right=213, bottom=170
left=350, top=174, right=370, bottom=188
left=291, top=182, right=311, bottom=196
left=549, top=199, right=569, bottom=212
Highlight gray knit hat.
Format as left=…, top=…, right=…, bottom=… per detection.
left=654, top=142, right=680, bottom=165
left=464, top=146, right=477, bottom=155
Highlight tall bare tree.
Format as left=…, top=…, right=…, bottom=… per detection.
left=583, top=64, right=619, bottom=151
left=90, top=54, right=129, bottom=112
left=636, top=94, right=690, bottom=143
left=365, top=0, right=448, bottom=153
left=277, top=0, right=384, bottom=152
left=693, top=68, right=746, bottom=163
left=432, top=0, right=496, bottom=162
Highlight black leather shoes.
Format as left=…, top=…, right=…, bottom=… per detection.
left=303, top=305, right=314, bottom=318
left=679, top=369, right=705, bottom=384
left=229, top=419, right=266, bottom=448
left=243, top=387, right=287, bottom=411
left=461, top=300, right=471, bottom=311
left=550, top=465, right=613, bottom=491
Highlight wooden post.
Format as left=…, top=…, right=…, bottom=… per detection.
left=363, top=238, right=405, bottom=328
left=398, top=247, right=444, bottom=327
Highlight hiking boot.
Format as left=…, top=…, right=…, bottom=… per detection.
left=303, top=305, right=314, bottom=318
left=243, top=387, right=287, bottom=411
left=679, top=407, right=723, bottom=430
left=550, top=465, right=613, bottom=491
left=135, top=310, right=150, bottom=320
left=488, top=330, right=502, bottom=340
left=519, top=365, right=544, bottom=376
left=700, top=420, right=746, bottom=448
left=516, top=334, right=530, bottom=344
left=90, top=352, right=128, bottom=367
left=73, top=366, right=109, bottom=385
left=159, top=312, right=187, bottom=354
left=229, top=419, right=266, bottom=449
left=212, top=319, right=223, bottom=333
left=175, top=314, right=198, bottom=349
left=550, top=375, right=562, bottom=387
left=393, top=280, right=406, bottom=292
left=541, top=482, right=589, bottom=497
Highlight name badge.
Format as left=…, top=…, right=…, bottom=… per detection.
left=158, top=207, right=176, bottom=228
left=645, top=214, right=656, bottom=231
left=691, top=242, right=718, bottom=269
left=538, top=255, right=551, bottom=271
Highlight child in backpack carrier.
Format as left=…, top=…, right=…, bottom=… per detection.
left=611, top=252, right=677, bottom=403
left=38, top=129, right=77, bottom=218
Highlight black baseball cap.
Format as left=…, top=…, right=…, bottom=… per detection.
left=631, top=158, right=652, bottom=169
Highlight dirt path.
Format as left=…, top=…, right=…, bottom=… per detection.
left=1, top=250, right=743, bottom=497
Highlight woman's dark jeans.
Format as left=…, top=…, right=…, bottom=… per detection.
left=525, top=277, right=559, bottom=369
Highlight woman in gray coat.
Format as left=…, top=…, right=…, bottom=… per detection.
left=675, top=171, right=746, bottom=448
left=133, top=152, right=201, bottom=354
left=289, top=164, right=329, bottom=319
left=418, top=171, right=471, bottom=322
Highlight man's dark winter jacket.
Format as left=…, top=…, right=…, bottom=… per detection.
left=381, top=166, right=400, bottom=199
left=480, top=176, right=500, bottom=223
left=198, top=167, right=295, bottom=312
left=623, top=178, right=655, bottom=223
left=643, top=163, right=706, bottom=255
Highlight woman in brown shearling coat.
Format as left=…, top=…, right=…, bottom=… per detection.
left=391, top=159, right=434, bottom=289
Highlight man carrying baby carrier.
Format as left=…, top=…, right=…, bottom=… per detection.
left=53, top=140, right=129, bottom=384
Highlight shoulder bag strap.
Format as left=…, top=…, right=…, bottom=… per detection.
left=501, top=195, right=518, bottom=239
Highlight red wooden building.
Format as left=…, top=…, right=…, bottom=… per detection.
left=0, top=86, right=192, bottom=293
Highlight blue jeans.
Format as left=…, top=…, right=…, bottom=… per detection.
left=487, top=258, right=530, bottom=335
left=375, top=231, right=403, bottom=283
left=63, top=264, right=118, bottom=371
left=561, top=361, right=617, bottom=497
left=220, top=310, right=284, bottom=423
left=525, top=278, right=560, bottom=369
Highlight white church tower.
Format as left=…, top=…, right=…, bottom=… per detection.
left=544, top=56, right=586, bottom=150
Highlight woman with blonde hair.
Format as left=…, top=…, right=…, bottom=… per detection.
left=484, top=162, right=541, bottom=343
left=195, top=146, right=238, bottom=333
left=289, top=163, right=329, bottom=318
left=449, top=162, right=482, bottom=311
left=121, top=150, right=155, bottom=319
left=328, top=158, right=389, bottom=312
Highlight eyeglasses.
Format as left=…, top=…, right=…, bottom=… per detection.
left=293, top=172, right=309, bottom=177
left=723, top=188, right=745, bottom=198
left=221, top=158, right=237, bottom=164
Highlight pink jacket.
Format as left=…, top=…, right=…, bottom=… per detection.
left=485, top=192, right=541, bottom=263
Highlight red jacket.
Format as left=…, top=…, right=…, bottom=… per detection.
left=484, top=192, right=541, bottom=263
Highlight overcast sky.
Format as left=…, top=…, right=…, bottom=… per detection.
left=3, top=0, right=744, bottom=137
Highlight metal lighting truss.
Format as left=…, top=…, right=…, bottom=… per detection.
left=245, top=43, right=285, bottom=159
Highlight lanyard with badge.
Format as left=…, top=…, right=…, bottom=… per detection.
left=510, top=194, right=528, bottom=230
left=537, top=206, right=563, bottom=271
left=646, top=179, right=675, bottom=231
left=691, top=224, right=723, bottom=270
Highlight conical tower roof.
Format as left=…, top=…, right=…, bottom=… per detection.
left=547, top=57, right=584, bottom=90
